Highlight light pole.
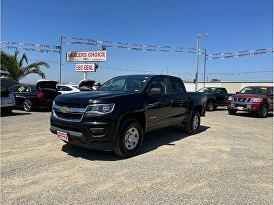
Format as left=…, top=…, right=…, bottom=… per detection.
left=195, top=33, right=208, bottom=91
left=59, top=36, right=63, bottom=84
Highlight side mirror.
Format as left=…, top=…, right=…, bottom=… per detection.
left=148, top=88, right=162, bottom=96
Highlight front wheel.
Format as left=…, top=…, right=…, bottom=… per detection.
left=1, top=107, right=13, bottom=116
left=114, top=118, right=144, bottom=158
left=257, top=104, right=268, bottom=118
left=184, top=111, right=201, bottom=134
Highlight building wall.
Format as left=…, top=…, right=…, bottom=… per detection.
left=184, top=82, right=273, bottom=93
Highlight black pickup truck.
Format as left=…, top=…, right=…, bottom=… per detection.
left=198, top=87, right=233, bottom=111
left=50, top=75, right=207, bottom=157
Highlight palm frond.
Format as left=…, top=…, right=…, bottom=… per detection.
left=1, top=51, right=50, bottom=81
left=19, top=53, right=28, bottom=67
left=21, top=68, right=46, bottom=79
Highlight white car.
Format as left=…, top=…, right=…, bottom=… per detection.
left=57, top=85, right=80, bottom=94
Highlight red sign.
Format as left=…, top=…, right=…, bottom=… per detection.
left=75, top=64, right=95, bottom=72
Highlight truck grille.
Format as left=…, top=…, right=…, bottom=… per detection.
left=52, top=102, right=86, bottom=121
left=54, top=111, right=83, bottom=120
left=55, top=101, right=87, bottom=108
left=234, top=98, right=251, bottom=103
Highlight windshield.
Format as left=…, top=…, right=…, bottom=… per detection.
left=98, top=76, right=151, bottom=92
left=198, top=88, right=216, bottom=93
left=239, top=87, right=268, bottom=95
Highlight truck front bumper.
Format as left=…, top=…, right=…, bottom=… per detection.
left=50, top=115, right=118, bottom=151
left=228, top=101, right=263, bottom=112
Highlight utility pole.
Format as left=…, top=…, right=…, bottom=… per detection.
left=195, top=33, right=208, bottom=91
left=59, top=36, right=63, bottom=84
left=203, top=49, right=207, bottom=87
left=84, top=72, right=87, bottom=80
left=195, top=34, right=200, bottom=92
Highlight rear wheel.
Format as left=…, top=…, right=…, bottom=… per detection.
left=23, top=99, right=32, bottom=112
left=184, top=111, right=201, bottom=134
left=207, top=101, right=215, bottom=111
left=114, top=118, right=143, bottom=158
left=257, top=104, right=268, bottom=118
left=228, top=109, right=237, bottom=115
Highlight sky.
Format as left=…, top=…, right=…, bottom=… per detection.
left=1, top=0, right=273, bottom=84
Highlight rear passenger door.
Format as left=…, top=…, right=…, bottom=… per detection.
left=168, top=77, right=190, bottom=122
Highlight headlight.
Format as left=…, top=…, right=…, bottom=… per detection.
left=252, top=98, right=263, bottom=103
left=228, top=96, right=233, bottom=101
left=85, top=104, right=115, bottom=117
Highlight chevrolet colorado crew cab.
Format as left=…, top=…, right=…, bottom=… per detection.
left=227, top=86, right=273, bottom=118
left=50, top=75, right=206, bottom=157
left=198, top=87, right=233, bottom=111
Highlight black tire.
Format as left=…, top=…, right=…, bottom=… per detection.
left=114, top=118, right=144, bottom=158
left=1, top=107, right=13, bottom=116
left=184, top=111, right=201, bottom=134
left=257, top=104, right=268, bottom=118
left=207, top=101, right=215, bottom=111
left=228, top=109, right=237, bottom=115
left=23, top=99, right=33, bottom=112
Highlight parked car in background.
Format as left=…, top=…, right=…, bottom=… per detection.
left=1, top=86, right=16, bottom=115
left=9, top=80, right=60, bottom=111
left=78, top=79, right=96, bottom=91
left=50, top=75, right=206, bottom=158
left=57, top=85, right=80, bottom=94
left=227, top=86, right=273, bottom=118
left=198, top=87, right=233, bottom=111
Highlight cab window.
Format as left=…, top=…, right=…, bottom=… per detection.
left=268, top=87, right=273, bottom=95
left=147, top=77, right=169, bottom=95
left=216, top=88, right=226, bottom=94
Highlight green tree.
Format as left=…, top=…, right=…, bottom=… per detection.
left=0, top=50, right=49, bottom=81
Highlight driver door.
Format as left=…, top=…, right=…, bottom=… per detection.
left=145, top=77, right=173, bottom=129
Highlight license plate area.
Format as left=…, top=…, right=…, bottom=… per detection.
left=57, top=131, right=69, bottom=142
left=237, top=106, right=244, bottom=110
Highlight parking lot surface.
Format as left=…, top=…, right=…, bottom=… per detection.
left=1, top=109, right=273, bottom=204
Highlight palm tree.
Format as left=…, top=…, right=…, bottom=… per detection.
left=0, top=50, right=49, bottom=81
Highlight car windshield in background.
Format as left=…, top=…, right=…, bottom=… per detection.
left=198, top=88, right=216, bottom=93
left=98, top=76, right=151, bottom=92
left=240, top=87, right=268, bottom=95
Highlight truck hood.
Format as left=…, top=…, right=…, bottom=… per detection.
left=232, top=93, right=266, bottom=98
left=55, top=90, right=135, bottom=105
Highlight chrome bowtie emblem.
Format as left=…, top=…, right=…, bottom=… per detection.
left=60, top=106, right=70, bottom=113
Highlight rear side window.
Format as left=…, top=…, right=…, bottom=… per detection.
left=57, top=86, right=72, bottom=91
left=170, top=77, right=184, bottom=93
left=10, top=85, right=31, bottom=93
